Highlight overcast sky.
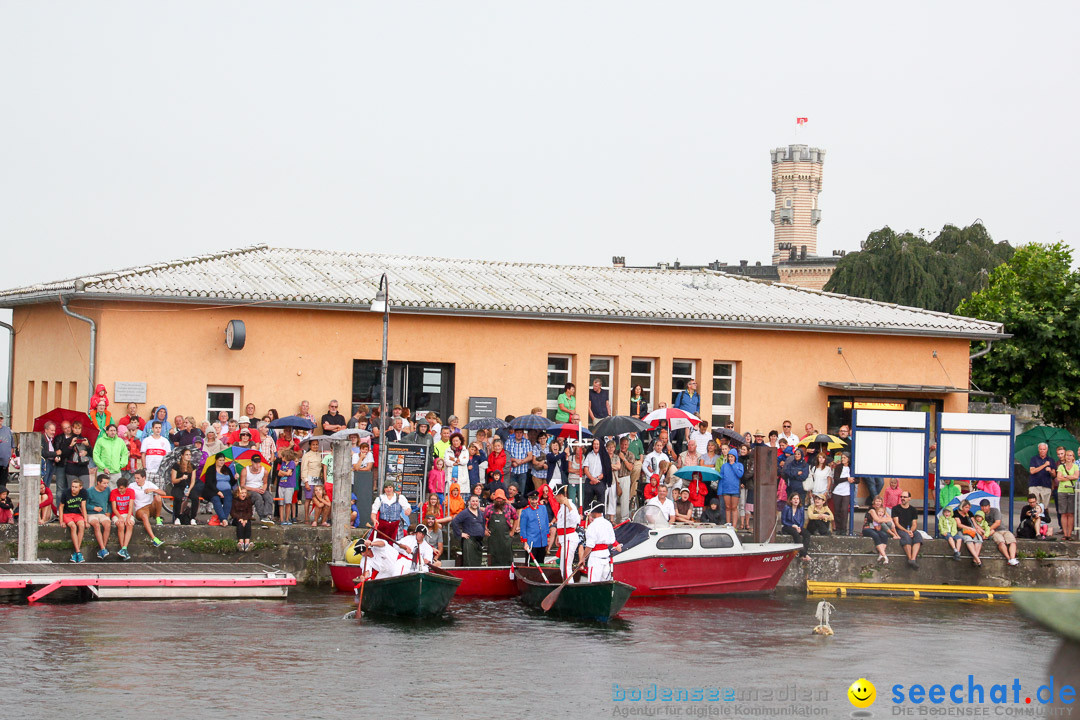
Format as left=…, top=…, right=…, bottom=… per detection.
left=1, top=2, right=1077, bottom=400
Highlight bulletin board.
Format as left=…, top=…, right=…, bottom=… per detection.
left=852, top=410, right=930, bottom=480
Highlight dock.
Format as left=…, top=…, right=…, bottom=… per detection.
left=806, top=580, right=1080, bottom=601
left=0, top=562, right=296, bottom=602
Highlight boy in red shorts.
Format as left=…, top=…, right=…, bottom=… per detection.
left=110, top=476, right=137, bottom=559
left=59, top=478, right=90, bottom=563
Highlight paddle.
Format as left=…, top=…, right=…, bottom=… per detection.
left=355, top=527, right=375, bottom=622
left=540, top=553, right=589, bottom=612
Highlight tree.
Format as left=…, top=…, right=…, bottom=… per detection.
left=958, top=242, right=1080, bottom=428
left=823, top=223, right=1014, bottom=313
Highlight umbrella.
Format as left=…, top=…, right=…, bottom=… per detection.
left=267, top=415, right=316, bottom=430
left=713, top=427, right=746, bottom=446
left=199, top=447, right=261, bottom=478
left=545, top=422, right=593, bottom=440
left=508, top=414, right=551, bottom=431
left=642, top=407, right=700, bottom=431
left=329, top=428, right=372, bottom=441
left=796, top=434, right=846, bottom=450
left=1014, top=425, right=1078, bottom=467
left=673, top=465, right=722, bottom=482
left=592, top=415, right=650, bottom=437
left=33, top=408, right=99, bottom=445
left=939, top=490, right=996, bottom=515
left=464, top=417, right=508, bottom=431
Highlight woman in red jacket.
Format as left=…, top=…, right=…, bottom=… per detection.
left=486, top=437, right=508, bottom=477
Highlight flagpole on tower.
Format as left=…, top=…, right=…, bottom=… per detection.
left=795, top=116, right=808, bottom=142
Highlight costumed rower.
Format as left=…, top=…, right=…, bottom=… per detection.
left=370, top=482, right=411, bottom=542
left=518, top=490, right=553, bottom=564
left=394, top=524, right=440, bottom=576
left=580, top=505, right=622, bottom=583
left=547, top=485, right=581, bottom=583
left=451, top=495, right=486, bottom=567
left=350, top=536, right=397, bottom=581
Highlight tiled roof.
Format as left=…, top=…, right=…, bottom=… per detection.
left=0, top=245, right=1004, bottom=339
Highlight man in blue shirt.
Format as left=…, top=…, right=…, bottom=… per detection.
left=505, top=428, right=534, bottom=495
left=1028, top=442, right=1056, bottom=509
left=588, top=380, right=611, bottom=426
left=517, top=490, right=552, bottom=564
left=672, top=380, right=701, bottom=454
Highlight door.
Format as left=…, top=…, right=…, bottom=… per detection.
left=352, top=360, right=454, bottom=421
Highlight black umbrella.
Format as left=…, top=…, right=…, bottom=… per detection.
left=508, top=414, right=551, bottom=431
left=592, top=415, right=650, bottom=437
left=464, top=417, right=509, bottom=431
left=713, top=427, right=746, bottom=445
left=267, top=415, right=316, bottom=431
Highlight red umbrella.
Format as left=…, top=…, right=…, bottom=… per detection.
left=33, top=408, right=99, bottom=445
left=642, top=407, right=701, bottom=432
left=544, top=422, right=594, bottom=440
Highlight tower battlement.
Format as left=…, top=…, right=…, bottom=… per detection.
left=770, top=144, right=825, bottom=264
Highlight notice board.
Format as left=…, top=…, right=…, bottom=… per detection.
left=384, top=442, right=431, bottom=505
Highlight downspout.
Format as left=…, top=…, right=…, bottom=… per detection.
left=969, top=340, right=994, bottom=361
left=0, top=319, right=12, bottom=420
left=61, top=286, right=96, bottom=407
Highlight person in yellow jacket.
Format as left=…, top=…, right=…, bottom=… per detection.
left=937, top=506, right=962, bottom=560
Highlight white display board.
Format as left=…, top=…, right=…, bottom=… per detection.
left=852, top=409, right=930, bottom=479
left=937, top=412, right=1014, bottom=482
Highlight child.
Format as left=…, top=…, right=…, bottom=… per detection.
left=310, top=484, right=331, bottom=527
left=276, top=448, right=298, bottom=526
left=59, top=477, right=90, bottom=563
left=300, top=439, right=323, bottom=524
left=0, top=489, right=13, bottom=524
left=110, top=476, right=137, bottom=560
left=231, top=485, right=254, bottom=551
left=938, top=507, right=963, bottom=560
left=39, top=480, right=55, bottom=524
left=1034, top=501, right=1050, bottom=538
left=428, top=457, right=446, bottom=505
left=350, top=493, right=360, bottom=529
left=687, top=472, right=707, bottom=520
left=882, top=478, right=903, bottom=510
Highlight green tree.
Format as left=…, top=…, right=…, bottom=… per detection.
left=958, top=242, right=1080, bottom=428
left=824, top=223, right=1013, bottom=312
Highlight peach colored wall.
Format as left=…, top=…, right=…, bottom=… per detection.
left=10, top=300, right=971, bottom=438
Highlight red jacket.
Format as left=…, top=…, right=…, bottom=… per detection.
left=687, top=479, right=708, bottom=508
left=487, top=450, right=508, bottom=475
left=643, top=480, right=660, bottom=500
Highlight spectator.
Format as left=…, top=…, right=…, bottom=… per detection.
left=781, top=447, right=809, bottom=509
left=109, top=476, right=137, bottom=559
left=832, top=452, right=855, bottom=534
left=433, top=426, right=452, bottom=459
left=505, top=428, right=534, bottom=495
left=385, top=417, right=406, bottom=443
left=646, top=483, right=675, bottom=522
left=1028, top=443, right=1056, bottom=510
left=122, top=421, right=143, bottom=474
left=808, top=451, right=832, bottom=506
left=891, top=490, right=923, bottom=569
left=371, top=481, right=411, bottom=540
left=555, top=382, right=576, bottom=424
left=405, top=419, right=433, bottom=450
left=451, top=494, right=486, bottom=566
left=642, top=473, right=661, bottom=503
left=227, top=417, right=262, bottom=445
left=862, top=496, right=897, bottom=564
left=203, top=455, right=237, bottom=526
left=274, top=427, right=300, bottom=457
left=1055, top=448, right=1077, bottom=541
left=276, top=448, right=299, bottom=525
left=806, top=494, right=834, bottom=536
left=686, top=471, right=707, bottom=519
left=300, top=438, right=324, bottom=523
left=882, top=478, right=903, bottom=511
left=938, top=476, right=962, bottom=511
left=232, top=486, right=255, bottom=551
left=689, top=422, right=712, bottom=460
left=0, top=488, right=12, bottom=524
left=938, top=506, right=963, bottom=560
left=347, top=406, right=365, bottom=430
left=718, top=450, right=744, bottom=524
left=954, top=500, right=984, bottom=566
left=59, top=477, right=90, bottom=563
left=673, top=488, right=694, bottom=523
left=778, top=420, right=798, bottom=447
left=41, top=420, right=58, bottom=492
left=700, top=495, right=724, bottom=524
left=701, top=440, right=720, bottom=475
left=467, top=441, right=487, bottom=490
left=428, top=457, right=446, bottom=504
left=130, top=469, right=166, bottom=547
left=118, top=403, right=146, bottom=432
left=38, top=479, right=55, bottom=524
left=0, top=412, right=12, bottom=491
left=976, top=478, right=1002, bottom=511
left=978, top=499, right=1019, bottom=565
left=629, top=384, right=649, bottom=420
left=447, top=484, right=465, bottom=516
left=1017, top=494, right=1052, bottom=540
left=483, top=469, right=509, bottom=502
left=90, top=400, right=113, bottom=435
left=737, top=443, right=754, bottom=531
left=445, top=414, right=460, bottom=436
left=421, top=493, right=449, bottom=526
left=671, top=380, right=700, bottom=450
left=588, top=379, right=611, bottom=426
left=444, top=433, right=470, bottom=497
left=93, top=424, right=130, bottom=479
left=241, top=454, right=275, bottom=525
left=582, top=437, right=606, bottom=511
left=423, top=513, right=445, bottom=560
left=603, top=438, right=620, bottom=520
left=532, top=434, right=550, bottom=492
left=643, top=439, right=675, bottom=487
left=147, top=406, right=172, bottom=438
left=298, top=400, right=316, bottom=425
left=310, top=484, right=331, bottom=526
left=140, top=421, right=171, bottom=481
left=169, top=448, right=198, bottom=526
left=678, top=439, right=702, bottom=470
left=781, top=495, right=810, bottom=562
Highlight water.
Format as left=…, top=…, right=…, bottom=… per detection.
left=0, top=589, right=1060, bottom=719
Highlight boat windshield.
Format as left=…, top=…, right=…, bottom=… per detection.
left=632, top=505, right=670, bottom=527
left=614, top=522, right=651, bottom=553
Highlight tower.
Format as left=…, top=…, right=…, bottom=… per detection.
left=770, top=144, right=824, bottom=264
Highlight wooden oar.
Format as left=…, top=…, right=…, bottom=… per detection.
left=354, top=527, right=375, bottom=622
left=540, top=552, right=589, bottom=612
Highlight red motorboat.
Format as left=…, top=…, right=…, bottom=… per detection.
left=611, top=507, right=798, bottom=597
left=329, top=562, right=520, bottom=596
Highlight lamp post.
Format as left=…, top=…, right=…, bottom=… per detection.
left=369, top=274, right=390, bottom=491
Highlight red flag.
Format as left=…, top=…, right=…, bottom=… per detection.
left=796, top=117, right=808, bottom=125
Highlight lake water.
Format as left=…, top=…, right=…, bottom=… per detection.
left=0, top=589, right=1061, bottom=719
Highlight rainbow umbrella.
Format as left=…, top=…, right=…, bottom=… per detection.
left=200, top=447, right=262, bottom=478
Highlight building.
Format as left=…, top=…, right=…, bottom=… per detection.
left=0, top=246, right=1003, bottom=467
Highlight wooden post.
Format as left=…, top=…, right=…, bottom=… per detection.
left=752, top=445, right=777, bottom=544
left=18, top=432, right=42, bottom=562
left=330, top=439, right=354, bottom=564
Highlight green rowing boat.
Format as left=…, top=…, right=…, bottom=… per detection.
left=358, top=569, right=462, bottom=619
left=514, top=565, right=634, bottom=622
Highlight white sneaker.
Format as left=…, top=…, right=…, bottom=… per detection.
left=173, top=519, right=181, bottom=525
left=189, top=519, right=197, bottom=526
left=1008, top=558, right=1019, bottom=566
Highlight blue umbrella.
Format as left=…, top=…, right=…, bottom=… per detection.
left=508, top=414, right=551, bottom=431
left=464, top=417, right=508, bottom=431
left=939, top=490, right=996, bottom=515
left=674, top=465, right=722, bottom=482
left=267, top=415, right=316, bottom=430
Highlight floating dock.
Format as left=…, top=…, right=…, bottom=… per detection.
left=0, top=562, right=296, bottom=602
left=807, top=580, right=1080, bottom=601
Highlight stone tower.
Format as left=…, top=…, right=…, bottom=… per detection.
left=770, top=144, right=825, bottom=264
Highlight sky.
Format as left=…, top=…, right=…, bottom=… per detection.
left=1, top=1, right=1078, bottom=401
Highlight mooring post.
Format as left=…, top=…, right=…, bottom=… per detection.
left=18, top=432, right=42, bottom=562
left=330, top=439, right=353, bottom=563
left=752, top=444, right=777, bottom=543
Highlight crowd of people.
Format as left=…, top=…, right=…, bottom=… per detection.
left=0, top=379, right=1073, bottom=570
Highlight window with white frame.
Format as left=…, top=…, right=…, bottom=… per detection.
left=589, top=356, right=613, bottom=415
left=671, top=359, right=697, bottom=406
left=207, top=385, right=241, bottom=424
left=546, top=355, right=573, bottom=422
left=711, top=362, right=735, bottom=428
left=630, top=358, right=654, bottom=407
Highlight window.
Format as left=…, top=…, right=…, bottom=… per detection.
left=589, top=356, right=613, bottom=415
left=671, top=360, right=696, bottom=406
left=630, top=358, right=654, bottom=406
left=655, top=533, right=693, bottom=550
left=711, top=362, right=735, bottom=428
left=546, top=355, right=573, bottom=422
left=206, top=385, right=241, bottom=424
left=700, top=532, right=735, bottom=549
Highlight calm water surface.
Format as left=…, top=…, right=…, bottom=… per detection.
left=0, top=588, right=1058, bottom=719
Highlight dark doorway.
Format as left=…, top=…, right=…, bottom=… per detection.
left=352, top=360, right=455, bottom=422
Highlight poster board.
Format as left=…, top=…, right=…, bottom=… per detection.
left=852, top=409, right=929, bottom=480
left=384, top=442, right=431, bottom=506
left=936, top=413, right=1013, bottom=482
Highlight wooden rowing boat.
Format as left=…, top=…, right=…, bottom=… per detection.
left=513, top=565, right=634, bottom=622
left=357, top=568, right=462, bottom=619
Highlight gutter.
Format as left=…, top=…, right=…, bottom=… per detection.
left=60, top=289, right=96, bottom=407
left=0, top=319, right=12, bottom=419
left=969, top=340, right=995, bottom=360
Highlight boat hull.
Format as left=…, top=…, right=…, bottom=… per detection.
left=514, top=566, right=634, bottom=622
left=613, top=548, right=797, bottom=597
left=357, top=570, right=462, bottom=618
left=330, top=562, right=519, bottom=597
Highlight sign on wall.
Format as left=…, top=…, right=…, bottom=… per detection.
left=384, top=442, right=431, bottom=506
left=113, top=382, right=147, bottom=404
left=468, top=397, right=497, bottom=420
left=852, top=409, right=929, bottom=479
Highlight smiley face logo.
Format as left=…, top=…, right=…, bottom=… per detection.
left=848, top=678, right=876, bottom=708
